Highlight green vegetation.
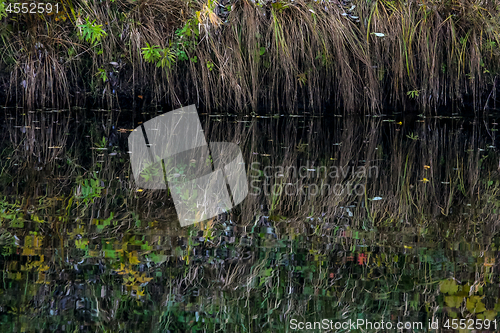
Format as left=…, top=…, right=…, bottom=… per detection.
left=2, top=0, right=500, bottom=329
left=0, top=108, right=499, bottom=331
left=0, top=0, right=499, bottom=112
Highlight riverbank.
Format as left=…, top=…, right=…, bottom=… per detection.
left=1, top=0, right=500, bottom=113
left=1, top=108, right=500, bottom=331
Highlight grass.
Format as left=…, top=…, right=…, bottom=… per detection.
left=0, top=0, right=499, bottom=113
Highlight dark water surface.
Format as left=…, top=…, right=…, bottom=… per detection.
left=1, top=108, right=500, bottom=332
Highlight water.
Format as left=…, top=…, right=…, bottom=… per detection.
left=1, top=107, right=500, bottom=332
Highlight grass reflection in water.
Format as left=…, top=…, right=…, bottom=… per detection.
left=0, top=109, right=500, bottom=332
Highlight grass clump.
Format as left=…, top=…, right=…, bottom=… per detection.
left=0, top=0, right=499, bottom=113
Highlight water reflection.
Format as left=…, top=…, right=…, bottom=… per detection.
left=0, top=108, right=500, bottom=332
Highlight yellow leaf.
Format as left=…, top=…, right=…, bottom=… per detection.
left=484, top=257, right=495, bottom=267
left=116, top=263, right=127, bottom=275
left=136, top=273, right=153, bottom=284
left=124, top=276, right=135, bottom=287
left=39, top=265, right=50, bottom=272
left=483, top=310, right=497, bottom=320
left=445, top=296, right=463, bottom=308
left=128, top=251, right=141, bottom=265
left=440, top=279, right=459, bottom=294
left=475, top=300, right=487, bottom=313
left=466, top=296, right=486, bottom=313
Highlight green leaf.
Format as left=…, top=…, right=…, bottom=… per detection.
left=440, top=279, right=459, bottom=295
left=444, top=296, right=463, bottom=308
left=10, top=218, right=24, bottom=228
left=262, top=268, right=273, bottom=277
left=466, top=296, right=486, bottom=313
